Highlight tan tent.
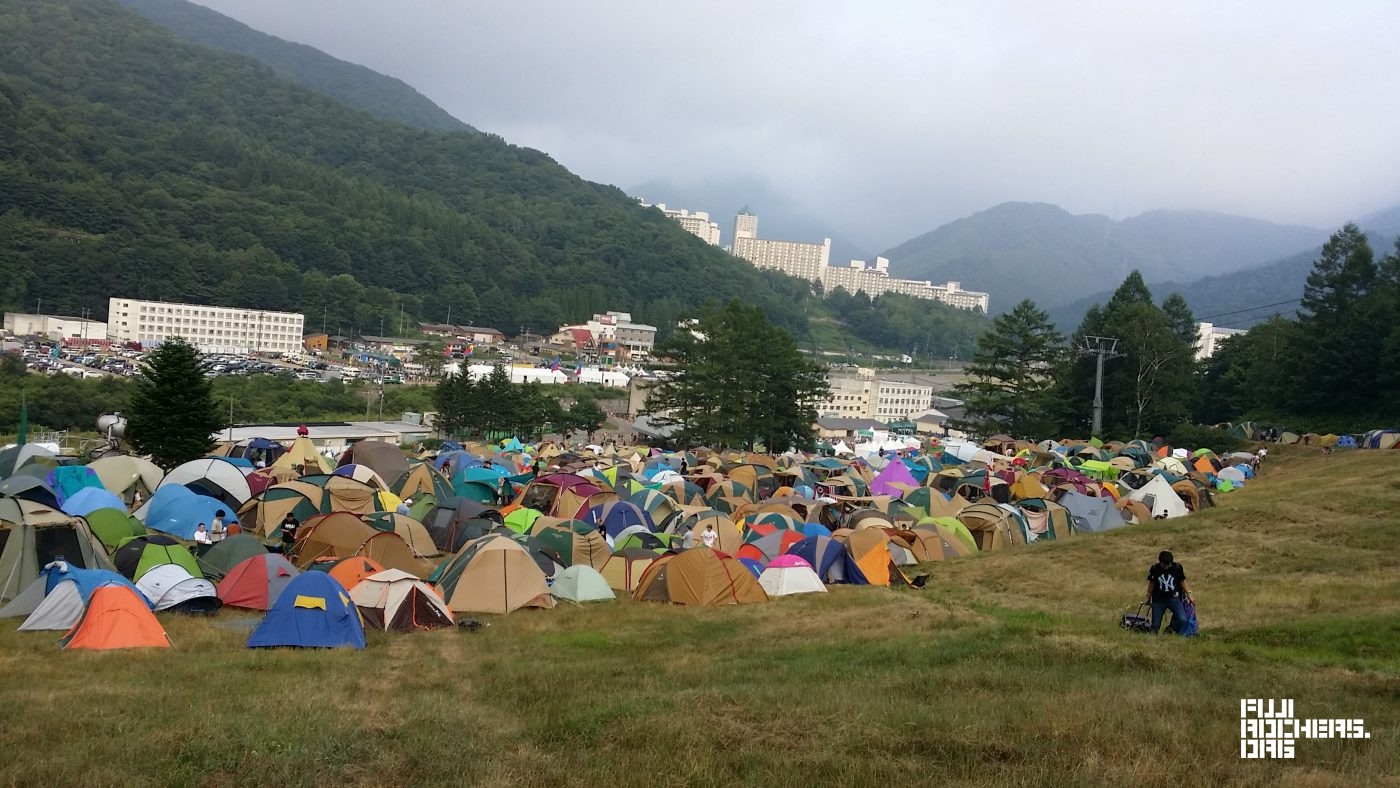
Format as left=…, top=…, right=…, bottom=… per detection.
left=632, top=549, right=769, bottom=605
left=957, top=503, right=1024, bottom=551
left=87, top=455, right=165, bottom=504
left=272, top=437, right=332, bottom=475
left=910, top=524, right=975, bottom=560
left=321, top=476, right=380, bottom=515
left=368, top=512, right=442, bottom=559
left=237, top=480, right=324, bottom=536
left=840, top=527, right=892, bottom=586
left=529, top=517, right=611, bottom=570
left=600, top=548, right=659, bottom=592
left=296, top=513, right=434, bottom=577
left=433, top=534, right=553, bottom=614
left=0, top=500, right=116, bottom=602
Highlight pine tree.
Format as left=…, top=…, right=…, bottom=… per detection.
left=951, top=299, right=1064, bottom=438
left=127, top=337, right=222, bottom=469
left=1291, top=224, right=1381, bottom=414
left=646, top=301, right=828, bottom=450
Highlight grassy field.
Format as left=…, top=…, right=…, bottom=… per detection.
left=2, top=447, right=1398, bottom=786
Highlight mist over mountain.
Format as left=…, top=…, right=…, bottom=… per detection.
left=627, top=175, right=873, bottom=266
left=116, top=0, right=475, bottom=133
left=1046, top=225, right=1399, bottom=332
left=880, top=202, right=1329, bottom=311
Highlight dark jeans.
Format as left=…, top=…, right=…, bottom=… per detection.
left=1151, top=597, right=1187, bottom=634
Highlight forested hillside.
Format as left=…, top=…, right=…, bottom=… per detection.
left=115, top=0, right=475, bottom=133
left=0, top=0, right=986, bottom=351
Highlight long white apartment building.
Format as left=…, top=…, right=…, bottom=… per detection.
left=643, top=202, right=722, bottom=245
left=730, top=211, right=832, bottom=281
left=874, top=378, right=936, bottom=422
left=824, top=258, right=990, bottom=313
left=728, top=211, right=989, bottom=312
left=108, top=298, right=305, bottom=355
left=1196, top=321, right=1245, bottom=360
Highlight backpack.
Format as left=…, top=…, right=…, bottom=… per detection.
left=1177, top=600, right=1199, bottom=637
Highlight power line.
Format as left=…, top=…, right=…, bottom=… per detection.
left=1197, top=298, right=1301, bottom=322
left=1215, top=308, right=1299, bottom=329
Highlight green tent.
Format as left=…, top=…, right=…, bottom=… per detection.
left=1076, top=460, right=1119, bottom=481
left=917, top=516, right=978, bottom=554
left=550, top=565, right=615, bottom=603
left=196, top=534, right=268, bottom=580
left=503, top=507, right=543, bottom=535
left=408, top=495, right=437, bottom=522
left=83, top=507, right=147, bottom=551
left=113, top=535, right=203, bottom=582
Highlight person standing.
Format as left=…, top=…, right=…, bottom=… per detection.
left=211, top=510, right=227, bottom=543
left=701, top=524, right=718, bottom=549
left=280, top=513, right=299, bottom=556
left=1145, top=550, right=1192, bottom=634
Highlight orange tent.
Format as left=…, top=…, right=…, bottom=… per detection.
left=61, top=586, right=171, bottom=650
left=328, top=557, right=386, bottom=590
left=840, top=528, right=892, bottom=587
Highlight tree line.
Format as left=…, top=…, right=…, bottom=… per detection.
left=953, top=224, right=1400, bottom=440
left=433, top=365, right=606, bottom=441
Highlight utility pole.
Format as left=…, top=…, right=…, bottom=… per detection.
left=1081, top=336, right=1122, bottom=438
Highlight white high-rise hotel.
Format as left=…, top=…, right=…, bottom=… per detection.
left=727, top=212, right=989, bottom=312
left=108, top=298, right=305, bottom=354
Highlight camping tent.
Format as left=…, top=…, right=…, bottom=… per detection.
left=758, top=555, right=827, bottom=597
left=112, top=535, right=201, bottom=581
left=0, top=500, right=114, bottom=602
left=86, top=455, right=165, bottom=503
left=158, top=457, right=253, bottom=508
left=0, top=563, right=146, bottom=631
left=550, top=565, right=616, bottom=603
left=60, top=585, right=171, bottom=650
left=135, top=563, right=221, bottom=613
left=633, top=549, right=770, bottom=605
left=1059, top=491, right=1127, bottom=533
left=196, top=534, right=268, bottom=580
left=430, top=534, right=554, bottom=614
left=785, top=535, right=867, bottom=585
left=217, top=553, right=299, bottom=610
left=339, top=441, right=410, bottom=487
left=247, top=572, right=365, bottom=649
left=1127, top=475, right=1189, bottom=520
left=81, top=508, right=147, bottom=552
left=141, top=485, right=240, bottom=541
left=599, top=548, right=659, bottom=593
left=350, top=568, right=454, bottom=631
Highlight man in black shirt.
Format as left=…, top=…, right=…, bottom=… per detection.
left=280, top=512, right=299, bottom=556
left=1145, top=550, right=1192, bottom=634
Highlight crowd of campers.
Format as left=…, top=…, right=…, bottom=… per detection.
left=1, top=421, right=1384, bottom=651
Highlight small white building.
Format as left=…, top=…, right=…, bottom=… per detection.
left=1196, top=321, right=1246, bottom=360
left=3, top=313, right=108, bottom=342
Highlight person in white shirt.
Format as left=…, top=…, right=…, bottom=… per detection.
left=701, top=524, right=718, bottom=549
left=194, top=523, right=212, bottom=545
left=211, top=511, right=226, bottom=542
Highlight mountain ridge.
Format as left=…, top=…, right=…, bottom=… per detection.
left=115, top=0, right=475, bottom=134
left=881, top=201, right=1329, bottom=311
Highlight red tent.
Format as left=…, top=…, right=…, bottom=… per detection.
left=217, top=554, right=300, bottom=610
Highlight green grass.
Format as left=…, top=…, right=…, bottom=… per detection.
left=2, top=446, right=1398, bottom=785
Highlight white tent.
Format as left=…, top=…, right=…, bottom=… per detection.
left=16, top=579, right=89, bottom=631
left=135, top=564, right=220, bottom=611
left=156, top=457, right=253, bottom=507
left=1127, top=475, right=1188, bottom=520
left=349, top=568, right=454, bottom=631
left=1218, top=466, right=1247, bottom=485
left=551, top=565, right=616, bottom=603
left=758, top=557, right=827, bottom=597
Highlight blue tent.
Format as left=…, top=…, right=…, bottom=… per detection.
left=60, top=487, right=128, bottom=517
left=787, top=536, right=867, bottom=585
left=1335, top=435, right=1358, bottom=449
left=143, top=485, right=241, bottom=540
left=800, top=522, right=832, bottom=538
left=47, top=466, right=105, bottom=507
left=247, top=572, right=365, bottom=649
left=737, top=557, right=765, bottom=578
left=45, top=565, right=147, bottom=605
left=585, top=501, right=656, bottom=540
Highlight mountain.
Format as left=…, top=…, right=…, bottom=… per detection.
left=1046, top=228, right=1399, bottom=332
left=881, top=202, right=1329, bottom=312
left=115, top=0, right=475, bottom=134
left=627, top=176, right=872, bottom=266
left=0, top=0, right=986, bottom=356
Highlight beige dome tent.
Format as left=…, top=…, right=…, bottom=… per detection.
left=632, top=549, right=769, bottom=605
left=350, top=568, right=454, bottom=631
left=432, top=534, right=553, bottom=614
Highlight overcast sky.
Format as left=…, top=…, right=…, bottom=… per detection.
left=195, top=0, right=1400, bottom=248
